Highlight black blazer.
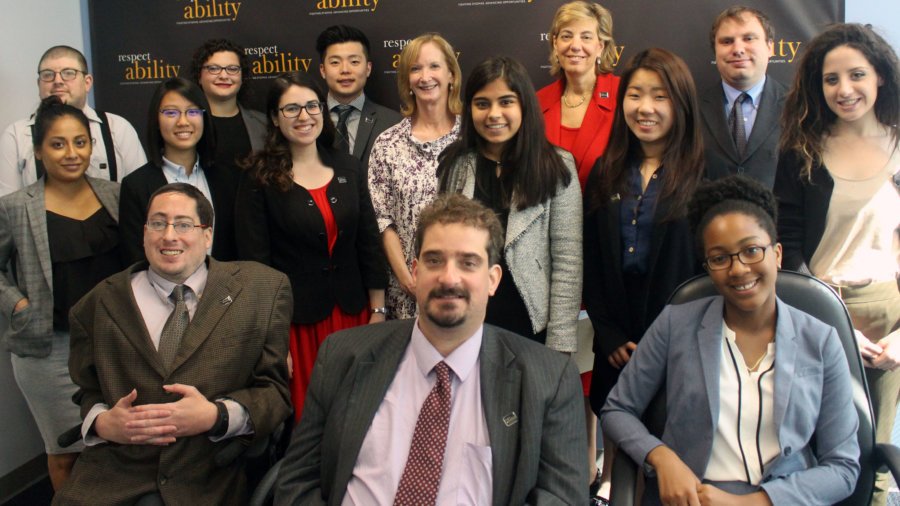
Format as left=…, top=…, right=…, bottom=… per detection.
left=582, top=165, right=701, bottom=412
left=118, top=161, right=239, bottom=264
left=234, top=149, right=387, bottom=324
left=700, top=77, right=787, bottom=188
left=773, top=149, right=833, bottom=273
left=348, top=97, right=402, bottom=171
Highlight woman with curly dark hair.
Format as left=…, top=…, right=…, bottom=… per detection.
left=235, top=73, right=386, bottom=422
left=774, top=24, right=899, bottom=504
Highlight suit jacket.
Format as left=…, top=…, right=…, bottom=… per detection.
left=700, top=77, right=787, bottom=188
left=274, top=319, right=587, bottom=506
left=348, top=97, right=402, bottom=171
left=601, top=296, right=860, bottom=506
left=537, top=73, right=619, bottom=188
left=55, top=259, right=293, bottom=506
left=240, top=106, right=268, bottom=153
left=0, top=177, right=119, bottom=357
left=234, top=148, right=386, bottom=324
left=119, top=161, right=239, bottom=264
left=440, top=150, right=582, bottom=352
left=582, top=166, right=701, bottom=411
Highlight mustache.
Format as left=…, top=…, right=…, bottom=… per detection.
left=428, top=287, right=469, bottom=300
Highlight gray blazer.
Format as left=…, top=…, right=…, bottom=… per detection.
left=700, top=77, right=787, bottom=188
left=601, top=296, right=860, bottom=506
left=441, top=150, right=582, bottom=352
left=240, top=105, right=268, bottom=153
left=352, top=97, right=402, bottom=170
left=0, top=177, right=119, bottom=357
left=274, top=319, right=587, bottom=506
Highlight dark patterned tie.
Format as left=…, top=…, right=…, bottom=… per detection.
left=393, top=361, right=452, bottom=506
left=333, top=104, right=354, bottom=154
left=158, top=285, right=189, bottom=370
left=730, top=92, right=749, bottom=158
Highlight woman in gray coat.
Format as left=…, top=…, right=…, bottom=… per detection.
left=437, top=56, right=582, bottom=351
left=0, top=97, right=121, bottom=490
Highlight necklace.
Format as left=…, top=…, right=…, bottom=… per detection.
left=747, top=351, right=768, bottom=372
left=562, top=89, right=587, bottom=108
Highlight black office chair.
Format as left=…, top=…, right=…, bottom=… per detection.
left=608, top=270, right=900, bottom=506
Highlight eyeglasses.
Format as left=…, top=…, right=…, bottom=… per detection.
left=279, top=101, right=323, bottom=118
left=159, top=108, right=205, bottom=119
left=146, top=219, right=208, bottom=234
left=38, top=68, right=86, bottom=82
left=704, top=244, right=772, bottom=271
left=202, top=64, right=241, bottom=75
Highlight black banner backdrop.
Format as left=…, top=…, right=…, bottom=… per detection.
left=88, top=0, right=842, bottom=144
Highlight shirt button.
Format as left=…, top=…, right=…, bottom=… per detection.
left=651, top=174, right=658, bottom=179
left=628, top=246, right=635, bottom=253
left=631, top=219, right=637, bottom=225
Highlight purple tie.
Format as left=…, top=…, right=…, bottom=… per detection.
left=393, top=361, right=452, bottom=505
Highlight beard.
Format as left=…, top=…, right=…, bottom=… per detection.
left=422, top=287, right=469, bottom=328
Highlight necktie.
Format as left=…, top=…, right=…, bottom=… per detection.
left=333, top=104, right=354, bottom=154
left=393, top=361, right=452, bottom=506
left=730, top=92, right=749, bottom=158
left=158, top=285, right=189, bottom=370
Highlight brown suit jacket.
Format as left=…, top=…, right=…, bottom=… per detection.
left=55, top=259, right=292, bottom=506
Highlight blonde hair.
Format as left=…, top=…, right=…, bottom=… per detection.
left=397, top=33, right=463, bottom=117
left=548, top=1, right=616, bottom=77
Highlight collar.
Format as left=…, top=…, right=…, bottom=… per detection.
left=411, top=317, right=482, bottom=383
left=147, top=261, right=209, bottom=303
left=327, top=92, right=366, bottom=112
left=722, top=76, right=766, bottom=108
left=162, top=155, right=203, bottom=178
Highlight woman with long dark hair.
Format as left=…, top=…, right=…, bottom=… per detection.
left=437, top=55, right=581, bottom=350
left=583, top=47, right=704, bottom=498
left=236, top=73, right=386, bottom=422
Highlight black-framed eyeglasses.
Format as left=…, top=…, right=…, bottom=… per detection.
left=159, top=108, right=205, bottom=120
left=38, top=68, right=86, bottom=82
left=202, top=64, right=241, bottom=75
left=146, top=220, right=209, bottom=234
left=279, top=101, right=323, bottom=118
left=704, top=244, right=772, bottom=271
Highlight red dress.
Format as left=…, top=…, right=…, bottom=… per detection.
left=289, top=182, right=368, bottom=422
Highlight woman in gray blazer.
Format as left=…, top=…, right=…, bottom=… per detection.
left=0, top=97, right=121, bottom=490
left=601, top=176, right=859, bottom=505
left=437, top=56, right=582, bottom=352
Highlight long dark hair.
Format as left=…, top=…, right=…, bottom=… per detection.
left=242, top=72, right=335, bottom=191
left=590, top=48, right=703, bottom=221
left=780, top=23, right=900, bottom=179
left=437, top=56, right=571, bottom=208
left=146, top=77, right=216, bottom=168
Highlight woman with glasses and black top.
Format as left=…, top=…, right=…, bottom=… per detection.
left=119, top=77, right=240, bottom=264
left=235, top=73, right=386, bottom=422
left=582, top=49, right=704, bottom=501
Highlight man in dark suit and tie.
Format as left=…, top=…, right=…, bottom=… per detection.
left=55, top=183, right=292, bottom=505
left=274, top=194, right=586, bottom=505
left=700, top=6, right=787, bottom=188
left=316, top=25, right=402, bottom=170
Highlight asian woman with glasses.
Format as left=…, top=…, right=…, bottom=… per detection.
left=235, top=72, right=386, bottom=422
left=118, top=77, right=240, bottom=264
left=0, top=96, right=122, bottom=490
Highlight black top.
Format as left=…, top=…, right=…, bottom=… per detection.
left=473, top=154, right=546, bottom=344
left=47, top=207, right=122, bottom=331
left=235, top=148, right=387, bottom=324
left=211, top=112, right=253, bottom=170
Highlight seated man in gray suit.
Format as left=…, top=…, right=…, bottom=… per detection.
left=275, top=194, right=586, bottom=505
left=701, top=6, right=787, bottom=188
left=55, top=183, right=292, bottom=505
left=316, top=25, right=402, bottom=169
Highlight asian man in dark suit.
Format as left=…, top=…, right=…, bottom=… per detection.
left=55, top=183, right=292, bottom=506
left=316, top=25, right=402, bottom=170
left=274, top=194, right=586, bottom=505
left=700, top=6, right=787, bottom=188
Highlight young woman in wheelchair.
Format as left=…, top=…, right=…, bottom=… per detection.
left=600, top=175, right=860, bottom=506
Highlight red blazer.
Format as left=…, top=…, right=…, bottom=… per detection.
left=537, top=73, right=619, bottom=189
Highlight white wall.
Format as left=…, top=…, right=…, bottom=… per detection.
left=846, top=0, right=900, bottom=48
left=0, top=0, right=91, bottom=481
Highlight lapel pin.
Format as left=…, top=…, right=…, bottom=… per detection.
left=502, top=412, right=518, bottom=427
left=337, top=177, right=347, bottom=184
left=364, top=116, right=374, bottom=123
left=611, top=193, right=621, bottom=202
left=221, top=295, right=233, bottom=306
left=599, top=91, right=609, bottom=99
